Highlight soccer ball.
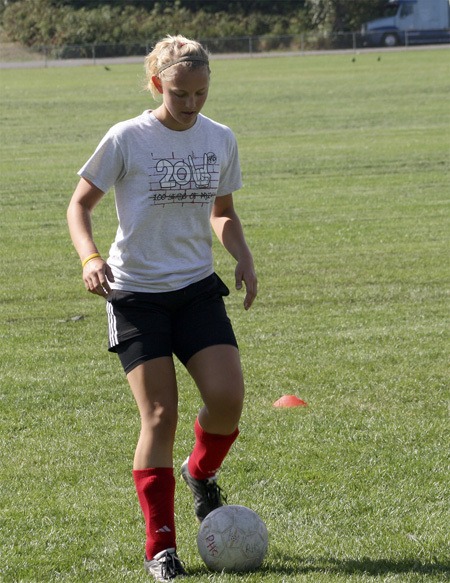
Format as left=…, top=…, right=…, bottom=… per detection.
left=197, top=505, right=268, bottom=572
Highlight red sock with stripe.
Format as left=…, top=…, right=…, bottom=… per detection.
left=187, top=417, right=239, bottom=480
left=133, top=467, right=176, bottom=559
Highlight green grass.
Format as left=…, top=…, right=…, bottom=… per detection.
left=1, top=49, right=449, bottom=582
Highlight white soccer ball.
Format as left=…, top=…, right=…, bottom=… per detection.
left=197, top=505, right=268, bottom=572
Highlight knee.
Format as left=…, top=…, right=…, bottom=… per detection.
left=227, top=386, right=245, bottom=416
left=141, top=401, right=178, bottom=436
left=209, top=383, right=244, bottom=422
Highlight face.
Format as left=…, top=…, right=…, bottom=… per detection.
left=153, top=66, right=210, bottom=131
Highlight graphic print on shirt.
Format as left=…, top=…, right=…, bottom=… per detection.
left=149, top=151, right=218, bottom=207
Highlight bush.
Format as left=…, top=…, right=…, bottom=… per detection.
left=2, top=0, right=308, bottom=48
left=2, top=0, right=60, bottom=46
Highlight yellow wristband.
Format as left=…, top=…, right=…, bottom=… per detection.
left=81, top=252, right=102, bottom=268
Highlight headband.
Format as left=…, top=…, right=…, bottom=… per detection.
left=157, top=56, right=209, bottom=75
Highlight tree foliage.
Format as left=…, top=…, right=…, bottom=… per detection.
left=2, top=0, right=388, bottom=47
left=305, top=0, right=386, bottom=32
left=51, top=0, right=306, bottom=15
left=2, top=0, right=309, bottom=46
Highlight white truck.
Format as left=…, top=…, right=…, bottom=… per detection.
left=361, top=0, right=450, bottom=47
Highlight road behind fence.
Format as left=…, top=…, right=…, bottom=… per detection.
left=1, top=32, right=449, bottom=69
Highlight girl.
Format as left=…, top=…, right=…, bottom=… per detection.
left=67, top=35, right=257, bottom=581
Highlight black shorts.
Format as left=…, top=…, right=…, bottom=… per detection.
left=106, top=273, right=238, bottom=373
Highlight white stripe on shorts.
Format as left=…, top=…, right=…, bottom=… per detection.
left=106, top=300, right=119, bottom=348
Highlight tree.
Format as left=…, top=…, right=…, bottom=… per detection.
left=181, top=1, right=306, bottom=15
left=56, top=0, right=156, bottom=7
left=305, top=0, right=386, bottom=32
left=49, top=0, right=305, bottom=15
left=0, top=0, right=20, bottom=18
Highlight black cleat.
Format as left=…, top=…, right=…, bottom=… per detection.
left=181, top=457, right=227, bottom=522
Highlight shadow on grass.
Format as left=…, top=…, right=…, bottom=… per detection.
left=264, top=553, right=450, bottom=577
left=185, top=554, right=450, bottom=578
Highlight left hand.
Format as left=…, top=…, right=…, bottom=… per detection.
left=235, top=256, right=257, bottom=310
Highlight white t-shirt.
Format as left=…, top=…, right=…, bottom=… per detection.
left=79, top=111, right=242, bottom=292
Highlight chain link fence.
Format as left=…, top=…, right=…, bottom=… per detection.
left=1, top=32, right=449, bottom=67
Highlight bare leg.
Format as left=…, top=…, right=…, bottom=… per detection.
left=187, top=344, right=244, bottom=435
left=127, top=356, right=179, bottom=469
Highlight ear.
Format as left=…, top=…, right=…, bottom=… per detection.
left=152, top=76, right=163, bottom=94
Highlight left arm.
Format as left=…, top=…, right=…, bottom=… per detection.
left=211, top=194, right=257, bottom=310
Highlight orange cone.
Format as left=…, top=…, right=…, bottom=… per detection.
left=273, top=395, right=308, bottom=408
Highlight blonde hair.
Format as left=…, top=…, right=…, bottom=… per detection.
left=144, top=35, right=210, bottom=100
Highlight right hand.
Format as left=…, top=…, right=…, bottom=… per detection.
left=83, top=258, right=115, bottom=297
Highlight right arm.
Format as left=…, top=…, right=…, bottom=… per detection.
left=67, top=177, right=114, bottom=297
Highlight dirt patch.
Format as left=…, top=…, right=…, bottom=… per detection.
left=0, top=42, right=44, bottom=62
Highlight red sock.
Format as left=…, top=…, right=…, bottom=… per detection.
left=133, top=467, right=176, bottom=559
left=187, top=418, right=239, bottom=480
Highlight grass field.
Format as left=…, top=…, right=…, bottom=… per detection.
left=1, top=49, right=449, bottom=582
